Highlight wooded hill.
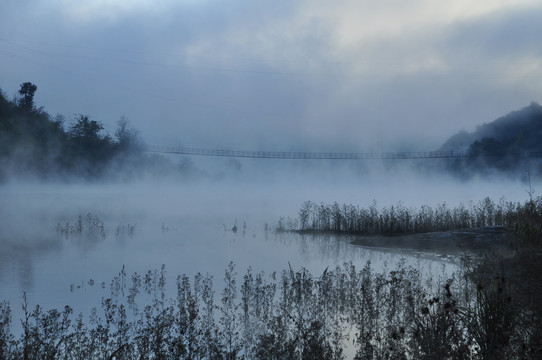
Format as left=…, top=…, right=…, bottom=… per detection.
left=439, top=102, right=542, bottom=175
left=0, top=83, right=191, bottom=182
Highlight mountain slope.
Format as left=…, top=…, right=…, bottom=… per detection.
left=439, top=102, right=542, bottom=175
left=440, top=102, right=542, bottom=153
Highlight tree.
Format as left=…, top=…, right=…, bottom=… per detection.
left=115, top=116, right=142, bottom=151
left=17, top=82, right=37, bottom=112
left=298, top=201, right=313, bottom=231
left=69, top=114, right=104, bottom=140
left=68, top=114, right=113, bottom=174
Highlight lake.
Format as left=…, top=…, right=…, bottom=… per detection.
left=0, top=176, right=527, bottom=331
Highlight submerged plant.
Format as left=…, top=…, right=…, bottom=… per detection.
left=56, top=212, right=106, bottom=240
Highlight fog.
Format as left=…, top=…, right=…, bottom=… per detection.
left=1, top=2, right=541, bottom=355
left=1, top=1, right=541, bottom=153
left=1, top=164, right=533, bottom=296
left=0, top=152, right=537, bottom=360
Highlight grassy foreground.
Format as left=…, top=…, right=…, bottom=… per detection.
left=0, top=196, right=541, bottom=359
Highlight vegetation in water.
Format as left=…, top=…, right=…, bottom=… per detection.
left=0, top=262, right=452, bottom=359
left=0, top=190, right=540, bottom=358
left=0, top=252, right=541, bottom=359
left=278, top=196, right=542, bottom=241
left=56, top=213, right=106, bottom=240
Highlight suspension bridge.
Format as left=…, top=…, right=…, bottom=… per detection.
left=143, top=144, right=542, bottom=160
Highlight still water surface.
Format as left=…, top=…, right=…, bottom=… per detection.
left=0, top=179, right=524, bottom=319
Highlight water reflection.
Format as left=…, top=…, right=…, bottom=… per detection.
left=0, top=218, right=458, bottom=308
left=271, top=232, right=457, bottom=281
left=0, top=236, right=61, bottom=292
left=0, top=183, right=467, bottom=326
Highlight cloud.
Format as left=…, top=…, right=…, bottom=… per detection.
left=0, top=0, right=541, bottom=154
left=441, top=5, right=542, bottom=75
left=46, top=0, right=171, bottom=24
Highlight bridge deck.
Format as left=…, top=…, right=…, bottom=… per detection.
left=143, top=145, right=542, bottom=160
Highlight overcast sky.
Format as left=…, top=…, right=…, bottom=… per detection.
left=1, top=0, right=541, bottom=152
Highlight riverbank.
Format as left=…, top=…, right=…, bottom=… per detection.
left=350, top=226, right=512, bottom=252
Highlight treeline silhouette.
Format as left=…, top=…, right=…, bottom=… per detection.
left=0, top=82, right=189, bottom=181
left=278, top=196, right=542, bottom=237
left=2, top=82, right=541, bottom=180
left=439, top=102, right=542, bottom=177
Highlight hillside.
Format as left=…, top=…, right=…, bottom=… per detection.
left=0, top=83, right=194, bottom=182
left=439, top=102, right=542, bottom=175
left=440, top=102, right=542, bottom=153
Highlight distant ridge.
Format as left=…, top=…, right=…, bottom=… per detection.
left=439, top=102, right=542, bottom=174
left=440, top=102, right=542, bottom=153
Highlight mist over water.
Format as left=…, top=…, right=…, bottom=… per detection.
left=0, top=162, right=533, bottom=321
left=1, top=0, right=540, bottom=354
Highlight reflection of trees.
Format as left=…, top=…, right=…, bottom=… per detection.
left=277, top=232, right=372, bottom=265
left=0, top=212, right=107, bottom=294
left=0, top=237, right=61, bottom=291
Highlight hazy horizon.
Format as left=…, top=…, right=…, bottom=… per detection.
left=1, top=0, right=541, bottom=154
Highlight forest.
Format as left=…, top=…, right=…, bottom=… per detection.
left=439, top=102, right=542, bottom=176
left=0, top=83, right=191, bottom=182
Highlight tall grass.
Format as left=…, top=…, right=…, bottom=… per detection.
left=1, top=257, right=538, bottom=359
left=2, top=196, right=540, bottom=358
left=56, top=212, right=106, bottom=240
left=280, top=196, right=542, bottom=240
